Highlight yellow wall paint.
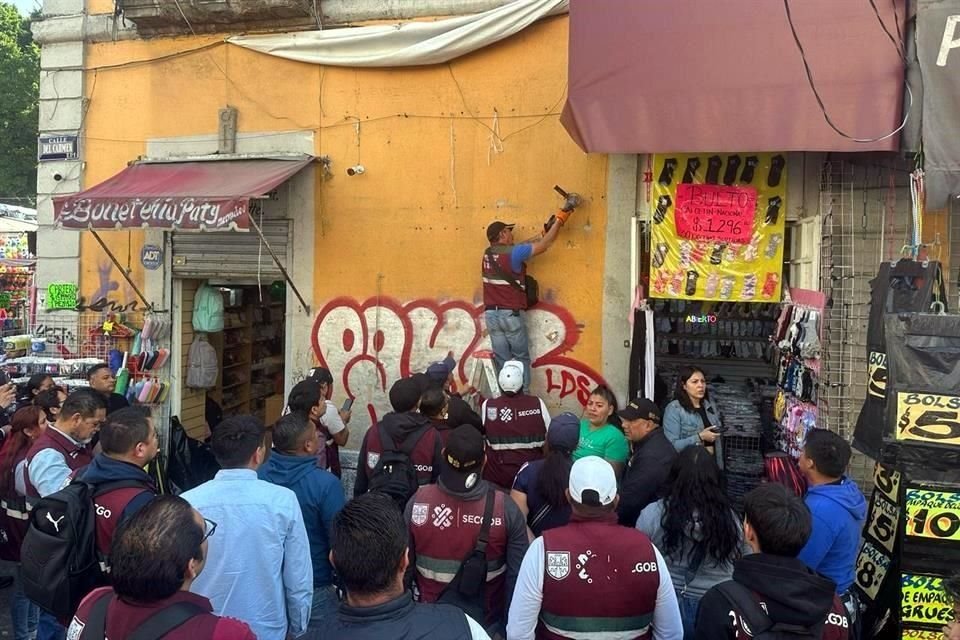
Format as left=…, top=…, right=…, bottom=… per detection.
left=79, top=16, right=611, bottom=411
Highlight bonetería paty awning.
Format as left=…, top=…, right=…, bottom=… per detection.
left=561, top=0, right=908, bottom=153
left=53, top=156, right=314, bottom=231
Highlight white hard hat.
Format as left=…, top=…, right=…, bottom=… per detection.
left=498, top=360, right=524, bottom=393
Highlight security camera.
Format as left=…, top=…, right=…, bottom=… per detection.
left=346, top=165, right=365, bottom=176
left=53, top=173, right=63, bottom=182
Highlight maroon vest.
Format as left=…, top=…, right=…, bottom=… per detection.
left=23, top=428, right=93, bottom=498
left=482, top=245, right=528, bottom=309
left=408, top=483, right=509, bottom=628
left=482, top=395, right=546, bottom=489
left=0, top=445, right=31, bottom=561
left=92, top=486, right=153, bottom=557
left=539, top=517, right=660, bottom=640
left=363, top=425, right=440, bottom=486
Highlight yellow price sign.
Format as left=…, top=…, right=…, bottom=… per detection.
left=855, top=540, right=891, bottom=600
left=866, top=494, right=899, bottom=552
left=867, top=351, right=887, bottom=399
left=895, top=392, right=960, bottom=445
left=901, top=574, right=953, bottom=626
left=873, top=463, right=901, bottom=502
left=905, top=489, right=960, bottom=541
left=903, top=628, right=945, bottom=640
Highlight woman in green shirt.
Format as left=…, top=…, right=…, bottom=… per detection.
left=573, top=385, right=630, bottom=476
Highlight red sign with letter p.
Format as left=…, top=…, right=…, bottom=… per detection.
left=674, top=183, right=758, bottom=243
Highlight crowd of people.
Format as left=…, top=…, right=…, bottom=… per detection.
left=0, top=358, right=954, bottom=640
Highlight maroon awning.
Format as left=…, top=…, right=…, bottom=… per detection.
left=561, top=0, right=907, bottom=153
left=53, top=156, right=314, bottom=230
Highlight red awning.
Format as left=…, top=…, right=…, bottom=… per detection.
left=53, top=156, right=314, bottom=231
left=561, top=0, right=907, bottom=153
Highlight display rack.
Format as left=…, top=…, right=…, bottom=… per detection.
left=209, top=295, right=285, bottom=423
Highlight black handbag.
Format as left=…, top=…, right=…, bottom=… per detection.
left=437, top=489, right=496, bottom=624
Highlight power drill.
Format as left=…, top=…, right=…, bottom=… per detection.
left=544, top=185, right=582, bottom=232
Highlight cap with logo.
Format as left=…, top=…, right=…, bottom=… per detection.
left=498, top=360, right=524, bottom=394
left=569, top=456, right=618, bottom=507
left=618, top=398, right=661, bottom=424
left=440, top=425, right=486, bottom=492
left=486, top=221, right=516, bottom=243
left=547, top=412, right=580, bottom=453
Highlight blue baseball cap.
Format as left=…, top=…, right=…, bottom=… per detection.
left=548, top=412, right=580, bottom=453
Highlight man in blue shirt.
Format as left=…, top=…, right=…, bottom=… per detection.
left=797, top=429, right=866, bottom=634
left=481, top=218, right=563, bottom=391
left=258, top=412, right=345, bottom=629
left=182, top=416, right=313, bottom=640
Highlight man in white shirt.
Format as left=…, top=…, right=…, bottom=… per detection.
left=507, top=456, right=683, bottom=640
left=182, top=416, right=312, bottom=640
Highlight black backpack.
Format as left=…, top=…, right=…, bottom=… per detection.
left=369, top=424, right=435, bottom=508
left=79, top=591, right=205, bottom=640
left=717, top=582, right=822, bottom=640
left=21, top=479, right=146, bottom=619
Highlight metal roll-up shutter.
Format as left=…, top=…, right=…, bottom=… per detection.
left=172, top=219, right=289, bottom=280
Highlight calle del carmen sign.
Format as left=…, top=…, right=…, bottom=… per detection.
left=53, top=196, right=252, bottom=231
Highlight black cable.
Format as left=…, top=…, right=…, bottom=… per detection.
left=867, top=0, right=906, bottom=60
left=782, top=0, right=911, bottom=143
left=85, top=40, right=224, bottom=71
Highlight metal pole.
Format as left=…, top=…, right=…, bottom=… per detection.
left=247, top=212, right=311, bottom=314
left=89, top=229, right=154, bottom=311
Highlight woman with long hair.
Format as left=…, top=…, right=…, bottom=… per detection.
left=571, top=385, right=629, bottom=476
left=636, top=446, right=748, bottom=639
left=663, top=366, right=723, bottom=452
left=510, top=413, right=580, bottom=537
left=0, top=406, right=46, bottom=640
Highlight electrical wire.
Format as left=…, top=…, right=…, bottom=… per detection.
left=782, top=0, right=912, bottom=144
left=85, top=41, right=225, bottom=71
left=867, top=0, right=906, bottom=59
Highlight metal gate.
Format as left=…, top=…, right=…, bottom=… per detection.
left=171, top=213, right=289, bottom=281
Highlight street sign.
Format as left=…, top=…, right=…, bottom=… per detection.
left=38, top=135, right=79, bottom=162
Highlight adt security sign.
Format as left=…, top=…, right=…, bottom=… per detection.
left=141, top=244, right=163, bottom=270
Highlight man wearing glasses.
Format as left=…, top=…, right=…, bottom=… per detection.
left=66, top=495, right=256, bottom=639
left=23, top=387, right=104, bottom=499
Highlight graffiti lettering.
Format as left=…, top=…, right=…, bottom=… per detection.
left=312, top=297, right=605, bottom=425
left=34, top=324, right=76, bottom=344
left=544, top=368, right=595, bottom=406
left=74, top=297, right=149, bottom=313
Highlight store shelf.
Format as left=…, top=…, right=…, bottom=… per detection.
left=224, top=325, right=246, bottom=331
left=222, top=381, right=249, bottom=391
left=223, top=361, right=250, bottom=371
left=223, top=399, right=248, bottom=410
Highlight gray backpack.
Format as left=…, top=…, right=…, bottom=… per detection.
left=186, top=337, right=218, bottom=389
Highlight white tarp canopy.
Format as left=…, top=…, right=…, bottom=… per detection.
left=228, top=0, right=568, bottom=67
left=0, top=204, right=38, bottom=232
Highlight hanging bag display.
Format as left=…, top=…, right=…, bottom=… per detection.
left=882, top=311, right=960, bottom=481
left=852, top=260, right=946, bottom=459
